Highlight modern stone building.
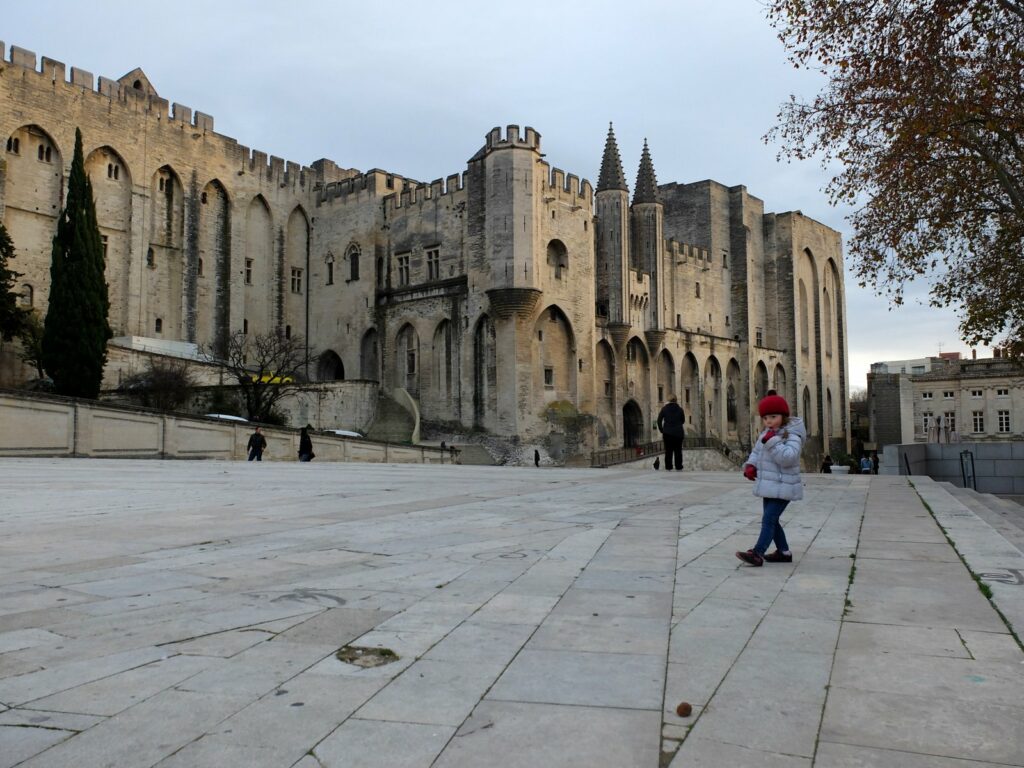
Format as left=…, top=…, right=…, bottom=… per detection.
left=0, top=41, right=850, bottom=459
left=869, top=353, right=1024, bottom=448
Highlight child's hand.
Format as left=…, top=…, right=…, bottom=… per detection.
left=761, top=429, right=777, bottom=444
left=743, top=464, right=757, bottom=481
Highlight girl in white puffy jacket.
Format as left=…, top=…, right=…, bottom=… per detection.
left=736, top=391, right=806, bottom=567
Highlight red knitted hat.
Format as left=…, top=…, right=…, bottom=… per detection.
left=758, top=393, right=790, bottom=417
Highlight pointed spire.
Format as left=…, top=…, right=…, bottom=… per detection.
left=597, top=123, right=628, bottom=193
left=633, top=139, right=660, bottom=204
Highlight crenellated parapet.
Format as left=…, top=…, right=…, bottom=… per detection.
left=540, top=165, right=594, bottom=208
left=386, top=172, right=466, bottom=212
left=1, top=40, right=317, bottom=190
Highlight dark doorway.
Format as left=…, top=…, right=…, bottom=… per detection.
left=317, top=350, right=345, bottom=381
left=623, top=400, right=644, bottom=448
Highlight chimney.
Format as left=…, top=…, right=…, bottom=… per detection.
left=972, top=349, right=977, bottom=359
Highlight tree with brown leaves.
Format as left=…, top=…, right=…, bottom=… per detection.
left=765, top=0, right=1024, bottom=354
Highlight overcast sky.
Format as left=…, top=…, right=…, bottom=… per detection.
left=2, top=0, right=990, bottom=391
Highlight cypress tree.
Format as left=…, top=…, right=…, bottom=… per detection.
left=0, top=221, right=25, bottom=342
left=41, top=128, right=111, bottom=398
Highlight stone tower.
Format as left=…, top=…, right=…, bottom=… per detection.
left=595, top=123, right=631, bottom=349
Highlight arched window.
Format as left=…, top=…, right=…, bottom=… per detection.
left=348, top=244, right=360, bottom=281
left=154, top=317, right=163, bottom=333
left=20, top=284, right=33, bottom=308
left=546, top=239, right=569, bottom=279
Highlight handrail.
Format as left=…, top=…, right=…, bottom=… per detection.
left=591, top=437, right=745, bottom=468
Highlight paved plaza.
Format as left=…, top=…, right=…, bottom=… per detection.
left=0, top=459, right=1022, bottom=767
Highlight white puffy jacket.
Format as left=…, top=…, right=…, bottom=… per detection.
left=744, top=416, right=806, bottom=501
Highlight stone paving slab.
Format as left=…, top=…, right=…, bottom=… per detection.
left=0, top=460, right=1021, bottom=767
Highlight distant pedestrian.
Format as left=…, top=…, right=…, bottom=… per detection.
left=872, top=452, right=879, bottom=475
left=247, top=427, right=267, bottom=462
left=534, top=449, right=541, bottom=467
left=736, top=391, right=805, bottom=567
left=820, top=454, right=833, bottom=473
left=298, top=426, right=314, bottom=462
left=859, top=455, right=872, bottom=474
left=656, top=395, right=686, bottom=471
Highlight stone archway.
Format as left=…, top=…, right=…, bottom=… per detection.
left=317, top=350, right=345, bottom=381
left=623, top=400, right=644, bottom=448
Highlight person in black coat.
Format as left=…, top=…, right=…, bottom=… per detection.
left=656, top=395, right=686, bottom=471
left=298, top=426, right=314, bottom=462
left=247, top=427, right=267, bottom=462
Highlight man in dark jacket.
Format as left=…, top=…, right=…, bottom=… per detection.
left=247, top=427, right=267, bottom=462
left=657, top=395, right=686, bottom=471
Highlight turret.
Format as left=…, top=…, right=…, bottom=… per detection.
left=595, top=124, right=631, bottom=328
left=631, top=139, right=665, bottom=332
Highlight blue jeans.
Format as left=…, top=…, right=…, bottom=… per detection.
left=754, top=498, right=790, bottom=554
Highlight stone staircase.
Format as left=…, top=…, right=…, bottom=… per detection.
left=938, top=482, right=1024, bottom=553
left=365, top=393, right=415, bottom=444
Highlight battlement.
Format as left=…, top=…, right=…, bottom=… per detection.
left=386, top=172, right=466, bottom=212
left=542, top=164, right=593, bottom=204
left=1, top=39, right=315, bottom=190
left=482, top=124, right=541, bottom=153
left=666, top=238, right=710, bottom=264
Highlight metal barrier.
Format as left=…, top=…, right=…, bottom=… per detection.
left=591, top=437, right=745, bottom=468
left=960, top=449, right=976, bottom=490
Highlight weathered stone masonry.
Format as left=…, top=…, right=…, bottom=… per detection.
left=0, top=41, right=850, bottom=459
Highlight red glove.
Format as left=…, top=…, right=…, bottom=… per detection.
left=743, top=464, right=757, bottom=481
left=761, top=429, right=777, bottom=444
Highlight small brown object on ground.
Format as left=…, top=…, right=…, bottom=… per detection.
left=675, top=702, right=693, bottom=717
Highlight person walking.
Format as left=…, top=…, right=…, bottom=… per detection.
left=247, top=426, right=267, bottom=462
left=859, top=454, right=872, bottom=474
left=736, top=390, right=806, bottom=567
left=820, top=454, right=834, bottom=473
left=298, top=426, right=314, bottom=462
left=656, top=395, right=686, bottom=471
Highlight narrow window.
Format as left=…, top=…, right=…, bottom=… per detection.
left=197, top=257, right=204, bottom=277
left=113, top=165, right=119, bottom=180
left=544, top=367, right=554, bottom=387
left=427, top=248, right=440, bottom=281
left=201, top=192, right=208, bottom=204
left=376, top=257, right=384, bottom=288
left=40, top=145, right=47, bottom=161
left=326, top=260, right=334, bottom=285
left=604, top=380, right=612, bottom=397
left=146, top=248, right=155, bottom=268
left=101, top=235, right=109, bottom=260
left=676, top=314, right=682, bottom=328
left=348, top=247, right=360, bottom=281
left=922, top=412, right=933, bottom=432
left=972, top=411, right=984, bottom=432
left=243, top=318, right=249, bottom=334
left=154, top=317, right=163, bottom=333
left=245, top=259, right=253, bottom=285
left=658, top=385, right=664, bottom=402
left=20, top=284, right=33, bottom=308
left=397, top=255, right=410, bottom=286
left=695, top=282, right=701, bottom=298
left=290, top=267, right=303, bottom=294
left=158, top=177, right=165, bottom=191
left=285, top=324, right=292, bottom=339
left=755, top=327, right=763, bottom=346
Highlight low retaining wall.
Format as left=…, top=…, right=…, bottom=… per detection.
left=882, top=441, right=1024, bottom=494
left=0, top=391, right=452, bottom=464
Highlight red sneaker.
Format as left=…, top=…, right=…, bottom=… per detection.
left=735, top=550, right=764, bottom=567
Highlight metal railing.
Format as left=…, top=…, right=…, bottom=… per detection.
left=960, top=449, right=976, bottom=490
left=590, top=437, right=746, bottom=468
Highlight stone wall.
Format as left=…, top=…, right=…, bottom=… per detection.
left=882, top=441, right=1024, bottom=495
left=0, top=390, right=444, bottom=463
